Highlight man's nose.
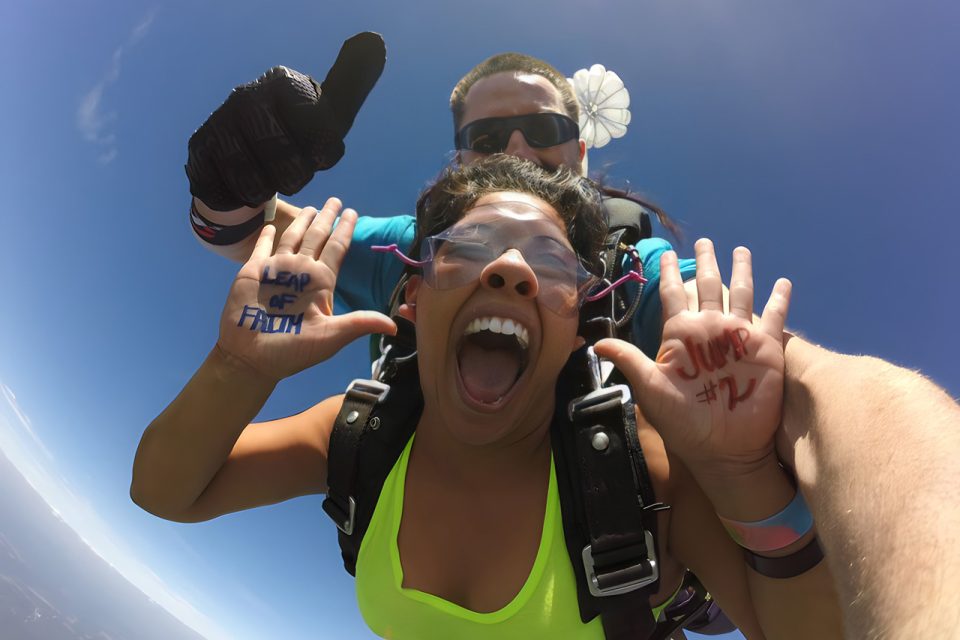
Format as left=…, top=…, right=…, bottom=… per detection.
left=502, top=129, right=541, bottom=166
left=480, top=249, right=540, bottom=299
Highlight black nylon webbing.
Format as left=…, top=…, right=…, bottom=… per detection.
left=323, top=317, right=421, bottom=575
left=552, top=343, right=661, bottom=640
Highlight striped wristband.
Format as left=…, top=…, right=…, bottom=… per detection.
left=718, top=490, right=814, bottom=553
left=190, top=194, right=278, bottom=246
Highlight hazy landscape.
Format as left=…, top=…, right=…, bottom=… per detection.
left=0, top=450, right=206, bottom=640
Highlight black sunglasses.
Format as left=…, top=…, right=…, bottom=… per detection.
left=454, top=113, right=580, bottom=153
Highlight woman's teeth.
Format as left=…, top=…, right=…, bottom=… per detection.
left=463, top=316, right=530, bottom=349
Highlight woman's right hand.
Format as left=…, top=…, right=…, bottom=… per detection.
left=217, top=197, right=397, bottom=381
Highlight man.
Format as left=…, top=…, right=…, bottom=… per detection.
left=183, top=33, right=960, bottom=639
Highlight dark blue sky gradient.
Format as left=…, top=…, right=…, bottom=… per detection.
left=1, top=1, right=957, bottom=638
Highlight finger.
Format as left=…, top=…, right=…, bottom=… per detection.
left=323, top=311, right=398, bottom=351
left=728, top=246, right=754, bottom=321
left=758, top=278, right=792, bottom=341
left=694, top=238, right=724, bottom=312
left=659, top=251, right=689, bottom=320
left=320, top=33, right=386, bottom=137
left=594, top=338, right=660, bottom=391
left=299, top=197, right=342, bottom=257
left=318, top=207, right=358, bottom=274
left=251, top=224, right=277, bottom=262
left=276, top=206, right=320, bottom=254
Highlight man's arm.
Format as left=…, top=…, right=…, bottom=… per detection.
left=779, top=336, right=960, bottom=639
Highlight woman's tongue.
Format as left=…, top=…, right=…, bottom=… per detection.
left=458, top=337, right=522, bottom=404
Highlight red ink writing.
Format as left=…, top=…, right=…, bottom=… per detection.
left=695, top=376, right=757, bottom=410
left=696, top=381, right=719, bottom=404
left=719, top=376, right=756, bottom=411
left=677, top=328, right=751, bottom=380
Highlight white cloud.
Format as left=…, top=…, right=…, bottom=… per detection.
left=0, top=382, right=55, bottom=463
left=76, top=8, right=158, bottom=165
left=0, top=378, right=232, bottom=640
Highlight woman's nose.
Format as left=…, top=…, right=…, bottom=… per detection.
left=480, top=249, right=540, bottom=299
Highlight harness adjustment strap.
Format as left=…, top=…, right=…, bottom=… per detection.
left=322, top=379, right=391, bottom=536
left=582, top=529, right=659, bottom=597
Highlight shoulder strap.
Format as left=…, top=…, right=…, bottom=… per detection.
left=602, top=196, right=652, bottom=247
left=323, top=316, right=422, bottom=575
left=552, top=307, right=664, bottom=639
left=598, top=196, right=653, bottom=347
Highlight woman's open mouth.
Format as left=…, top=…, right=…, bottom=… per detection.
left=456, top=315, right=531, bottom=409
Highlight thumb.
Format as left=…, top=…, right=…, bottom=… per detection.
left=320, top=32, right=386, bottom=137
left=593, top=338, right=660, bottom=390
left=324, top=311, right=397, bottom=349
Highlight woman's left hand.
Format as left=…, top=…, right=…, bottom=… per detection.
left=594, top=239, right=791, bottom=473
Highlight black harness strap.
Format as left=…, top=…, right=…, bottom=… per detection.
left=322, top=317, right=422, bottom=575
left=552, top=314, right=663, bottom=639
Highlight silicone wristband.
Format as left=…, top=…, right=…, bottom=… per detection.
left=718, top=490, right=814, bottom=553
left=744, top=536, right=824, bottom=579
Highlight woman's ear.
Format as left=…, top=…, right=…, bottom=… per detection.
left=397, top=275, right=421, bottom=322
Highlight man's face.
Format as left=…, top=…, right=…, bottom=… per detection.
left=458, top=72, right=586, bottom=172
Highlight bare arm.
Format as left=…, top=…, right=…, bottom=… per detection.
left=130, top=346, right=340, bottom=522
left=601, top=241, right=844, bottom=638
left=134, top=202, right=395, bottom=522
left=778, top=337, right=960, bottom=639
left=682, top=262, right=960, bottom=637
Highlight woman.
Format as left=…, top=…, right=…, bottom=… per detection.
left=134, top=156, right=840, bottom=638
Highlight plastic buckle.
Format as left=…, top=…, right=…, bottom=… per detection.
left=581, top=530, right=659, bottom=597
left=345, top=379, right=390, bottom=404
left=322, top=495, right=357, bottom=536
left=568, top=384, right=632, bottom=422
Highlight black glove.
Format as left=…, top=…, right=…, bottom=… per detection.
left=185, top=32, right=386, bottom=211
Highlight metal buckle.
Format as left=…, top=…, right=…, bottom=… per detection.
left=581, top=530, right=659, bottom=597
left=322, top=495, right=357, bottom=536
left=568, top=384, right=632, bottom=421
left=345, top=379, right=390, bottom=404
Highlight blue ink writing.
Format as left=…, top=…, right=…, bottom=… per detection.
left=238, top=305, right=304, bottom=334
left=269, top=293, right=298, bottom=310
left=261, top=268, right=311, bottom=292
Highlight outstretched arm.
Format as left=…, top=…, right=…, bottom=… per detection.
left=132, top=201, right=395, bottom=521
left=596, top=239, right=843, bottom=639
left=779, top=335, right=960, bottom=639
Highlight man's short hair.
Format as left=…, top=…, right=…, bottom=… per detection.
left=450, top=53, right=580, bottom=131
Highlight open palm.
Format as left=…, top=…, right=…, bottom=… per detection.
left=218, top=199, right=396, bottom=381
left=595, top=240, right=791, bottom=469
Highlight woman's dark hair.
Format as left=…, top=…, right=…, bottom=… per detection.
left=411, top=154, right=607, bottom=276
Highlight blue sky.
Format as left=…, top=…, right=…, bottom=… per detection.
left=1, top=0, right=957, bottom=638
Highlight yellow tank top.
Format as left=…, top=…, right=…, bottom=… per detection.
left=355, top=435, right=676, bottom=639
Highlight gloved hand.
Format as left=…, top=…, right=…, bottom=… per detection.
left=185, top=32, right=386, bottom=211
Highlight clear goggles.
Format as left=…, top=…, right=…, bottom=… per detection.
left=372, top=201, right=647, bottom=317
